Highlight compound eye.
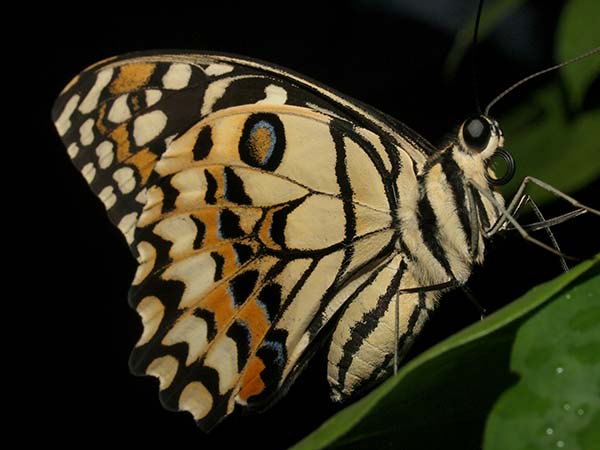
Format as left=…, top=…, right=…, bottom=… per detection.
left=462, top=116, right=491, bottom=152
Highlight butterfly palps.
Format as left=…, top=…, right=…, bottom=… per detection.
left=53, top=51, right=521, bottom=430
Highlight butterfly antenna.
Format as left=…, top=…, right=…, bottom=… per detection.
left=472, top=0, right=486, bottom=114
left=485, top=46, right=600, bottom=115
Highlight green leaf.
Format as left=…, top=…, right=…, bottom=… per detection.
left=484, top=267, right=600, bottom=450
left=290, top=258, right=598, bottom=450
left=443, top=0, right=525, bottom=78
left=556, top=0, right=600, bottom=109
left=499, top=83, right=600, bottom=203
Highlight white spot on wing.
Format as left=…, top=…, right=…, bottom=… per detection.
left=81, top=162, right=96, bottom=184
left=205, top=336, right=239, bottom=394
left=67, top=143, right=79, bottom=159
left=153, top=215, right=198, bottom=258
left=98, top=185, right=116, bottom=210
left=138, top=186, right=164, bottom=227
left=256, top=84, right=287, bottom=105
left=95, top=141, right=114, bottom=169
left=145, top=89, right=162, bottom=106
left=136, top=295, right=164, bottom=346
left=179, top=382, right=213, bottom=420
left=133, top=241, right=157, bottom=286
left=55, top=94, right=80, bottom=136
left=78, top=68, right=114, bottom=114
left=162, top=252, right=216, bottom=308
left=79, top=118, right=95, bottom=146
left=162, top=315, right=209, bottom=365
left=135, top=188, right=147, bottom=204
left=107, top=94, right=131, bottom=123
left=133, top=110, right=167, bottom=146
left=162, top=63, right=192, bottom=90
left=117, top=212, right=138, bottom=244
left=201, top=78, right=232, bottom=116
left=113, top=167, right=136, bottom=194
left=146, top=355, right=178, bottom=390
left=200, top=75, right=253, bottom=116
left=205, top=63, right=234, bottom=76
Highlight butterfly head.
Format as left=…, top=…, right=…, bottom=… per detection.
left=457, top=115, right=515, bottom=186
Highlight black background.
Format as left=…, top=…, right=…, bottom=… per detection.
left=29, top=1, right=598, bottom=448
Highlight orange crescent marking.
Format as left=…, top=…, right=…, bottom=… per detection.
left=258, top=208, right=283, bottom=251
left=237, top=356, right=266, bottom=401
left=95, top=103, right=108, bottom=134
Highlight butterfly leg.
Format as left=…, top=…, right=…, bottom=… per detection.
left=515, top=195, right=569, bottom=272
left=517, top=209, right=588, bottom=231
left=515, top=177, right=599, bottom=216
left=488, top=176, right=599, bottom=237
left=501, top=192, right=569, bottom=271
left=469, top=182, right=576, bottom=259
left=460, top=286, right=486, bottom=320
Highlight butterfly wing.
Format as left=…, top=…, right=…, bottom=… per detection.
left=52, top=52, right=433, bottom=430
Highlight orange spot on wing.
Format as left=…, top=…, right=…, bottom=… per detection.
left=237, top=357, right=266, bottom=401
left=111, top=124, right=132, bottom=161
left=131, top=94, right=142, bottom=112
left=202, top=285, right=235, bottom=329
left=109, top=63, right=155, bottom=95
left=239, top=300, right=270, bottom=339
left=191, top=210, right=219, bottom=246
left=248, top=127, right=273, bottom=163
left=219, top=245, right=240, bottom=275
left=95, top=103, right=108, bottom=134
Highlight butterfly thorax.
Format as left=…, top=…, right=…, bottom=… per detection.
left=397, top=116, right=506, bottom=289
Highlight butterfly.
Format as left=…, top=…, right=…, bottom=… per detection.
left=51, top=50, right=595, bottom=431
